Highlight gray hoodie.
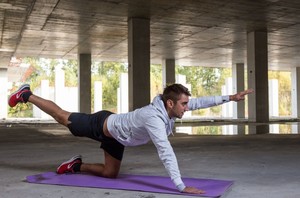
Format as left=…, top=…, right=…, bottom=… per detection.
left=107, top=94, right=229, bottom=191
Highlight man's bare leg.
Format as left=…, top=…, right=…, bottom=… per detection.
left=9, top=85, right=121, bottom=177
left=80, top=151, right=121, bottom=178
left=26, top=92, right=121, bottom=178
left=28, top=94, right=71, bottom=126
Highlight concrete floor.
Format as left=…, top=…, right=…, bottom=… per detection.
left=0, top=122, right=300, bottom=198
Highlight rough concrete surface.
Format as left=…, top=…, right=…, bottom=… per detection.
left=0, top=123, right=300, bottom=198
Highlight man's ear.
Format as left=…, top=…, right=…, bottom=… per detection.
left=166, top=99, right=174, bottom=108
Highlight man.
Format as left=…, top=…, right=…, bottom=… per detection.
left=8, top=83, right=253, bottom=194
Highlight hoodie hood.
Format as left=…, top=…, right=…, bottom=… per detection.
left=152, top=95, right=175, bottom=135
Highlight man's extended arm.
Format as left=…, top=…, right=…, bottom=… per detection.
left=229, top=89, right=254, bottom=102
left=188, top=88, right=254, bottom=110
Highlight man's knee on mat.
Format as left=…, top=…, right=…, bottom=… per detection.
left=102, top=170, right=118, bottom=178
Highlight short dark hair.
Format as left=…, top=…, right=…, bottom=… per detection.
left=162, top=83, right=191, bottom=105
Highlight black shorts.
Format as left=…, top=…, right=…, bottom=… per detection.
left=67, top=110, right=124, bottom=161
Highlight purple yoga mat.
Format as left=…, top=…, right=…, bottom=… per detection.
left=26, top=172, right=233, bottom=197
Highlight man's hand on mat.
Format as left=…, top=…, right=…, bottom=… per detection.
left=183, top=186, right=205, bottom=194
left=229, top=88, right=254, bottom=102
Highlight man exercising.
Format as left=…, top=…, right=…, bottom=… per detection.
left=8, top=83, right=253, bottom=194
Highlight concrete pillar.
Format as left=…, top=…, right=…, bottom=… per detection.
left=94, top=81, right=102, bottom=113
left=247, top=31, right=269, bottom=134
left=269, top=79, right=279, bottom=117
left=176, top=74, right=192, bottom=117
left=55, top=65, right=65, bottom=107
left=292, top=123, right=300, bottom=134
left=222, top=77, right=233, bottom=118
left=175, top=74, right=192, bottom=134
left=291, top=67, right=300, bottom=134
left=0, top=68, right=8, bottom=119
left=40, top=80, right=51, bottom=119
left=162, top=59, right=175, bottom=88
left=221, top=78, right=239, bottom=135
left=118, top=73, right=128, bottom=113
left=291, top=67, right=300, bottom=118
left=269, top=79, right=279, bottom=133
left=128, top=18, right=150, bottom=111
left=232, top=63, right=245, bottom=119
left=232, top=63, right=245, bottom=134
left=33, top=80, right=52, bottom=119
left=78, top=54, right=91, bottom=113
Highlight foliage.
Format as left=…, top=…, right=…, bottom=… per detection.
left=268, top=71, right=291, bottom=116
left=8, top=58, right=78, bottom=117
left=8, top=57, right=292, bottom=118
left=92, top=61, right=128, bottom=112
left=150, top=64, right=163, bottom=99
left=194, top=125, right=222, bottom=135
left=176, top=65, right=232, bottom=116
left=61, top=59, right=78, bottom=87
left=21, top=58, right=79, bottom=88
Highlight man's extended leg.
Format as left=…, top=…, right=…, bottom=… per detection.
left=28, top=94, right=71, bottom=126
left=10, top=84, right=122, bottom=178
left=8, top=84, right=71, bottom=126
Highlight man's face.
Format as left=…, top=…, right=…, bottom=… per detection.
left=167, top=94, right=189, bottom=119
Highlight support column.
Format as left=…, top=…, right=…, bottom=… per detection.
left=94, top=81, right=102, bottom=113
left=0, top=68, right=8, bottom=119
left=78, top=54, right=91, bottom=113
left=55, top=64, right=65, bottom=107
left=128, top=18, right=150, bottom=110
left=41, top=80, right=51, bottom=119
left=162, top=59, right=175, bottom=88
left=118, top=73, right=128, bottom=113
left=291, top=67, right=300, bottom=118
left=247, top=31, right=269, bottom=134
left=232, top=63, right=245, bottom=119
left=291, top=67, right=300, bottom=134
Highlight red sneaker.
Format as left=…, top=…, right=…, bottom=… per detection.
left=8, top=84, right=31, bottom=107
left=56, top=155, right=82, bottom=174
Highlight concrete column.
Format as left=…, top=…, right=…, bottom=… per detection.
left=232, top=63, right=245, bottom=134
left=128, top=18, right=150, bottom=111
left=176, top=74, right=192, bottom=117
left=175, top=74, right=192, bottom=134
left=269, top=79, right=279, bottom=133
left=247, top=31, right=269, bottom=134
left=78, top=54, right=91, bottom=113
left=33, top=80, right=52, bottom=119
left=41, top=80, right=51, bottom=119
left=291, top=68, right=300, bottom=133
left=55, top=65, right=65, bottom=107
left=162, top=59, right=175, bottom=88
left=269, top=79, right=279, bottom=117
left=291, top=67, right=300, bottom=118
left=222, top=78, right=233, bottom=118
left=232, top=63, right=245, bottom=119
left=119, top=73, right=128, bottom=113
left=292, top=123, right=300, bottom=134
left=94, top=81, right=102, bottom=113
left=0, top=68, right=8, bottom=119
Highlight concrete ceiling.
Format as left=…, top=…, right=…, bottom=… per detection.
left=1, top=0, right=300, bottom=71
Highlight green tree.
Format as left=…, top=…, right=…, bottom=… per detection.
left=8, top=57, right=58, bottom=117
left=150, top=64, right=163, bottom=99
left=269, top=71, right=291, bottom=116
left=8, top=58, right=79, bottom=117
left=61, top=59, right=78, bottom=87
left=92, top=61, right=128, bottom=112
left=176, top=65, right=231, bottom=116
